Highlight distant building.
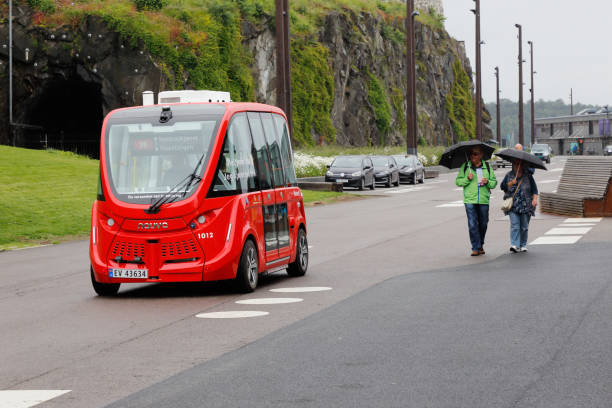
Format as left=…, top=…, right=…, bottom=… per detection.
left=534, top=108, right=612, bottom=155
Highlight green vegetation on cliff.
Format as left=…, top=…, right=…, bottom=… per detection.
left=366, top=71, right=392, bottom=145
left=446, top=60, right=475, bottom=142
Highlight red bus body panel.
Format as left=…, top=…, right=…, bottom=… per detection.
left=90, top=103, right=307, bottom=285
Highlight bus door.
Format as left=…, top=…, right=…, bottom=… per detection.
left=247, top=112, right=280, bottom=264
left=261, top=113, right=291, bottom=264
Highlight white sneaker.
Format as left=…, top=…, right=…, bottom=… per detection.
left=520, top=247, right=528, bottom=252
left=510, top=246, right=519, bottom=253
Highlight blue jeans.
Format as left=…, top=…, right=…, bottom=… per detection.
left=465, top=204, right=489, bottom=251
left=509, top=211, right=531, bottom=248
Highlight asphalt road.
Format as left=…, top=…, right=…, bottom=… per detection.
left=2, top=156, right=611, bottom=407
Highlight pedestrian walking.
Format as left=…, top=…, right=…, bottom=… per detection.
left=501, top=159, right=539, bottom=253
left=456, top=146, right=498, bottom=256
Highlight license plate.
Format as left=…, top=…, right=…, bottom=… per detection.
left=109, top=268, right=148, bottom=279
left=336, top=179, right=348, bottom=183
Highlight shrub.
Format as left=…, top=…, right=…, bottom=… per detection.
left=134, top=0, right=167, bottom=11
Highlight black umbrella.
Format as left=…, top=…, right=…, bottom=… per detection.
left=439, top=140, right=495, bottom=169
left=495, top=148, right=548, bottom=171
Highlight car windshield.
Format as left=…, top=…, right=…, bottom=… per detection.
left=106, top=118, right=220, bottom=204
left=531, top=144, right=548, bottom=152
left=371, top=157, right=389, bottom=167
left=394, top=155, right=416, bottom=166
left=332, top=156, right=363, bottom=168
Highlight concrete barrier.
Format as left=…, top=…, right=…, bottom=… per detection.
left=297, top=181, right=344, bottom=192
left=424, top=169, right=439, bottom=179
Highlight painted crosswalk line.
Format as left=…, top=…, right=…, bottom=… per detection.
left=564, top=218, right=602, bottom=223
left=555, top=223, right=596, bottom=227
left=385, top=186, right=433, bottom=194
left=531, top=236, right=583, bottom=245
left=0, top=390, right=71, bottom=408
left=546, top=227, right=593, bottom=235
left=538, top=180, right=559, bottom=184
left=236, top=298, right=303, bottom=305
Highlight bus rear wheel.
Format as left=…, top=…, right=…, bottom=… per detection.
left=287, top=229, right=308, bottom=277
left=91, top=266, right=120, bottom=296
left=236, top=240, right=258, bottom=292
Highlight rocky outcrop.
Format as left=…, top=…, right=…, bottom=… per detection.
left=0, top=4, right=490, bottom=148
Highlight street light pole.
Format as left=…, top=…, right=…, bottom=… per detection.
left=9, top=0, right=13, bottom=138
left=495, top=66, right=501, bottom=145
left=471, top=0, right=482, bottom=141
left=275, top=0, right=292, bottom=138
left=528, top=40, right=535, bottom=147
left=406, top=0, right=419, bottom=155
left=516, top=24, right=524, bottom=146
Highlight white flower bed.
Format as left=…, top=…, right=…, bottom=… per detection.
left=293, top=152, right=334, bottom=178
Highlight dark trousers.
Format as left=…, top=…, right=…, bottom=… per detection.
left=464, top=204, right=489, bottom=251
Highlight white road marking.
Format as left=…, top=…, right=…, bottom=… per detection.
left=196, top=311, right=269, bottom=319
left=531, top=236, right=583, bottom=245
left=564, top=218, right=602, bottom=223
left=454, top=188, right=463, bottom=191
left=538, top=180, right=559, bottom=184
left=385, top=186, right=433, bottom=194
left=550, top=168, right=563, bottom=172
left=436, top=200, right=464, bottom=208
left=236, top=298, right=303, bottom=305
left=557, top=223, right=596, bottom=227
left=10, top=245, right=51, bottom=251
left=270, top=287, right=332, bottom=293
left=546, top=227, right=592, bottom=235
left=0, top=390, right=71, bottom=408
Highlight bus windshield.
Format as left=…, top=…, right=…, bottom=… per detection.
left=106, top=118, right=220, bottom=204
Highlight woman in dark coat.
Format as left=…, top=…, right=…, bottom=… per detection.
left=501, top=159, right=539, bottom=252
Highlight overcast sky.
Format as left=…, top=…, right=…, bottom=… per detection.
left=442, top=0, right=611, bottom=106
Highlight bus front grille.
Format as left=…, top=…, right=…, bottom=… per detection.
left=161, top=239, right=200, bottom=261
left=111, top=240, right=146, bottom=259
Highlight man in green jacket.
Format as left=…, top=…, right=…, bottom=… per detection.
left=456, top=146, right=498, bottom=256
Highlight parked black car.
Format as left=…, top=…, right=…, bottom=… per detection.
left=393, top=154, right=425, bottom=184
left=325, top=155, right=375, bottom=190
left=371, top=156, right=400, bottom=187
left=531, top=143, right=551, bottom=163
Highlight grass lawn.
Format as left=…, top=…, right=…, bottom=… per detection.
left=301, top=189, right=361, bottom=206
left=0, top=146, right=98, bottom=250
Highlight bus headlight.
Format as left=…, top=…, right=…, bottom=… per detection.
left=197, top=215, right=206, bottom=224
left=107, top=218, right=115, bottom=227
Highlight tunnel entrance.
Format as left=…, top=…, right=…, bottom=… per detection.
left=25, top=78, right=104, bottom=158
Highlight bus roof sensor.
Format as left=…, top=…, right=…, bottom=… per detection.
left=159, top=106, right=173, bottom=123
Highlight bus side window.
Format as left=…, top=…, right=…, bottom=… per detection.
left=207, top=113, right=257, bottom=198
left=247, top=112, right=273, bottom=190
left=261, top=112, right=285, bottom=187
left=272, top=114, right=297, bottom=185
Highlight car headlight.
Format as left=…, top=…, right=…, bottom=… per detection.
left=326, top=171, right=333, bottom=177
left=351, top=171, right=361, bottom=177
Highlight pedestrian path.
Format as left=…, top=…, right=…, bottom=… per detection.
left=531, top=218, right=602, bottom=245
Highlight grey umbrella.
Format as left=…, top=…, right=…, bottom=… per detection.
left=439, top=140, right=496, bottom=169
left=495, top=149, right=548, bottom=170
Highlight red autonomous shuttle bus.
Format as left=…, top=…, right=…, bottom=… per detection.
left=90, top=91, right=308, bottom=295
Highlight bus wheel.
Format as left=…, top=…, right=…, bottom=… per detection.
left=91, top=266, right=120, bottom=296
left=288, top=229, right=308, bottom=277
left=236, top=240, right=258, bottom=292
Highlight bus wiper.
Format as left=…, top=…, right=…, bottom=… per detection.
left=145, top=153, right=206, bottom=214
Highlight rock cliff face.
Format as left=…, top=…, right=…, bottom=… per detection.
left=0, top=4, right=490, bottom=149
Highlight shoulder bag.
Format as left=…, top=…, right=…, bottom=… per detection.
left=501, top=177, right=523, bottom=212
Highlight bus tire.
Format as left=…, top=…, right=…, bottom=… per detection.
left=236, top=240, right=258, bottom=292
left=287, top=228, right=308, bottom=277
left=91, top=266, right=120, bottom=296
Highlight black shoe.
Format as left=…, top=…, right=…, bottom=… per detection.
left=510, top=246, right=519, bottom=253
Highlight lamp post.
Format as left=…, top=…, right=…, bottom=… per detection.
left=471, top=0, right=482, bottom=141
left=528, top=40, right=535, bottom=147
left=275, top=0, right=292, bottom=138
left=495, top=66, right=501, bottom=145
left=8, top=0, right=13, bottom=141
left=516, top=24, right=524, bottom=146
left=406, top=0, right=419, bottom=155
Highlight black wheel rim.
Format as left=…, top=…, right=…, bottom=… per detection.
left=299, top=234, right=308, bottom=270
left=246, top=246, right=257, bottom=286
